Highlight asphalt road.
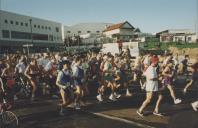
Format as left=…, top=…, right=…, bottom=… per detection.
left=19, top=109, right=142, bottom=128
left=12, top=77, right=198, bottom=128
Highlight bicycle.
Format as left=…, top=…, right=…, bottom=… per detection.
left=0, top=78, right=19, bottom=128
left=0, top=99, right=19, bottom=128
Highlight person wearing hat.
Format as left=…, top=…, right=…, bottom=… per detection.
left=137, top=60, right=163, bottom=117
left=56, top=60, right=73, bottom=115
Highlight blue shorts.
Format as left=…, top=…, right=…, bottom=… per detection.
left=74, top=79, right=82, bottom=86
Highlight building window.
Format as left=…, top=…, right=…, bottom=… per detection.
left=87, top=31, right=91, bottom=33
left=34, top=25, right=36, bottom=28
left=45, top=26, right=47, bottom=30
left=49, top=35, right=53, bottom=41
left=11, top=31, right=31, bottom=39
left=56, top=27, right=59, bottom=32
left=38, top=25, right=40, bottom=29
left=96, top=31, right=100, bottom=33
left=67, top=31, right=71, bottom=33
left=78, top=31, right=81, bottom=34
left=10, top=20, right=13, bottom=24
left=21, top=22, right=24, bottom=26
left=48, top=27, right=51, bottom=30
left=2, top=30, right=10, bottom=38
left=33, top=33, right=48, bottom=40
left=4, top=20, right=8, bottom=24
left=16, top=21, right=19, bottom=25
left=42, top=26, right=44, bottom=29
left=25, top=23, right=28, bottom=27
left=188, top=37, right=191, bottom=41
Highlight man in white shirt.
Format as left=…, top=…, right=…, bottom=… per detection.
left=137, top=61, right=163, bottom=117
left=15, top=57, right=26, bottom=74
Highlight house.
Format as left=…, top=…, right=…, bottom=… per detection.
left=156, top=29, right=197, bottom=43
left=102, top=21, right=136, bottom=42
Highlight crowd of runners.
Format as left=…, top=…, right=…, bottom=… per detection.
left=0, top=50, right=198, bottom=116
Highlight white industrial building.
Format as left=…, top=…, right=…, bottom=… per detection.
left=0, top=10, right=63, bottom=53
left=64, top=22, right=112, bottom=37
left=156, top=29, right=197, bottom=43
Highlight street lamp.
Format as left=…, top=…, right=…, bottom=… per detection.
left=22, top=19, right=34, bottom=56
left=29, top=19, right=33, bottom=44
left=26, top=19, right=33, bottom=56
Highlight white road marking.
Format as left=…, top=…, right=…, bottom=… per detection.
left=91, top=112, right=156, bottom=128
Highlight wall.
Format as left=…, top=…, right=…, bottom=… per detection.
left=0, top=10, right=63, bottom=46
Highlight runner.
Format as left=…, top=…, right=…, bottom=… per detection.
left=24, top=58, right=41, bottom=101
left=72, top=56, right=84, bottom=110
left=44, top=57, right=58, bottom=97
left=103, top=55, right=118, bottom=101
left=119, top=57, right=132, bottom=96
left=137, top=60, right=163, bottom=117
left=1, top=62, right=16, bottom=109
left=183, top=64, right=198, bottom=111
left=56, top=60, right=73, bottom=115
left=96, top=55, right=108, bottom=102
left=162, top=60, right=182, bottom=104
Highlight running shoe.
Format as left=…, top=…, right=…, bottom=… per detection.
left=114, top=93, right=121, bottom=99
left=75, top=103, right=81, bottom=110
left=191, top=102, right=198, bottom=111
left=52, top=95, right=59, bottom=99
left=153, top=111, right=163, bottom=116
left=174, top=99, right=182, bottom=104
left=96, top=94, right=103, bottom=102
left=136, top=110, right=144, bottom=117
left=183, top=88, right=187, bottom=94
left=109, top=94, right=117, bottom=101
left=126, top=92, right=132, bottom=97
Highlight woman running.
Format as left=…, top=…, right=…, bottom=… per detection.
left=24, top=58, right=40, bottom=101
left=162, top=60, right=182, bottom=104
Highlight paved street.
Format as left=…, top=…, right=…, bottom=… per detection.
left=13, top=80, right=198, bottom=128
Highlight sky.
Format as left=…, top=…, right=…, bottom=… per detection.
left=0, top=0, right=197, bottom=33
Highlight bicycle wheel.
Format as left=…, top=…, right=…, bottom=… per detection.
left=2, top=111, right=19, bottom=128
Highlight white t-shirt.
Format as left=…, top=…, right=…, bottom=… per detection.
left=44, top=61, right=52, bottom=71
left=38, top=58, right=49, bottom=68
left=15, top=62, right=26, bottom=74
left=143, top=55, right=151, bottom=66
left=144, top=65, right=158, bottom=92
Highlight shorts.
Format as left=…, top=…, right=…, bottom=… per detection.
left=63, top=87, right=74, bottom=98
left=74, top=79, right=82, bottom=86
left=163, top=77, right=173, bottom=86
left=145, top=82, right=158, bottom=92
